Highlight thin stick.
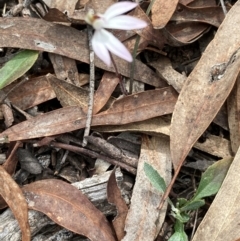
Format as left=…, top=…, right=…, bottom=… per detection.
left=51, top=142, right=137, bottom=175
left=219, top=0, right=228, bottom=16
left=83, top=25, right=95, bottom=147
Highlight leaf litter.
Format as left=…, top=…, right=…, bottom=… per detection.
left=0, top=0, right=239, bottom=240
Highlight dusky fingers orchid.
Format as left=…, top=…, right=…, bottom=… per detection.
left=85, top=2, right=147, bottom=66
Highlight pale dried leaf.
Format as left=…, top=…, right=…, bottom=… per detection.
left=152, top=0, right=178, bottom=29
left=122, top=135, right=171, bottom=241
left=227, top=74, right=240, bottom=154
left=171, top=1, right=240, bottom=170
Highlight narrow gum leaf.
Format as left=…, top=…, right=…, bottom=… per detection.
left=0, top=166, right=31, bottom=241
left=23, top=179, right=115, bottom=241
left=0, top=50, right=38, bottom=89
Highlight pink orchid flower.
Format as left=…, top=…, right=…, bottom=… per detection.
left=85, top=1, right=147, bottom=66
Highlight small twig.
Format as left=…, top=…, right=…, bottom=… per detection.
left=83, top=25, right=95, bottom=147
left=190, top=209, right=199, bottom=240
left=50, top=142, right=137, bottom=175
left=219, top=0, right=228, bottom=16
left=158, top=163, right=182, bottom=210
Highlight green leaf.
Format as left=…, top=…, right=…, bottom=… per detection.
left=0, top=50, right=38, bottom=89
left=171, top=208, right=189, bottom=223
left=176, top=198, right=188, bottom=208
left=144, top=162, right=167, bottom=193
left=193, top=157, right=233, bottom=200
left=169, top=220, right=188, bottom=241
left=180, top=199, right=205, bottom=212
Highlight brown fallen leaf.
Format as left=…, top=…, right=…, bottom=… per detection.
left=170, top=1, right=240, bottom=171
left=152, top=0, right=178, bottom=29
left=227, top=73, right=240, bottom=154
left=171, top=4, right=226, bottom=27
left=43, top=0, right=78, bottom=15
left=47, top=74, right=89, bottom=109
left=0, top=88, right=177, bottom=141
left=164, top=22, right=210, bottom=45
left=107, top=168, right=128, bottom=240
left=192, top=146, right=240, bottom=241
left=0, top=17, right=165, bottom=88
left=149, top=56, right=186, bottom=92
left=92, top=72, right=118, bottom=114
left=0, top=141, right=22, bottom=210
left=3, top=141, right=21, bottom=175
left=22, top=179, right=116, bottom=241
left=122, top=135, right=171, bottom=241
left=3, top=75, right=56, bottom=110
left=48, top=54, right=80, bottom=86
left=0, top=165, right=30, bottom=241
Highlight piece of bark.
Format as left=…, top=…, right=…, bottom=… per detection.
left=0, top=170, right=130, bottom=240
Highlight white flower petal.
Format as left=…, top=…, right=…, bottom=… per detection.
left=103, top=15, right=147, bottom=30
left=92, top=30, right=111, bottom=66
left=101, top=29, right=132, bottom=62
left=104, top=2, right=138, bottom=20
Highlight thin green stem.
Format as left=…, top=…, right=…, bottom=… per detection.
left=129, top=0, right=156, bottom=94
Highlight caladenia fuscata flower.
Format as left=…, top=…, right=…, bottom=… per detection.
left=85, top=1, right=147, bottom=66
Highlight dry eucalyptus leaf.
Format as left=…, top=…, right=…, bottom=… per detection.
left=227, top=73, right=240, bottom=154
left=42, top=0, right=78, bottom=15
left=149, top=56, right=186, bottom=92
left=92, top=72, right=118, bottom=114
left=0, top=88, right=177, bottom=141
left=0, top=166, right=30, bottom=241
left=48, top=54, right=80, bottom=86
left=23, top=179, right=115, bottom=241
left=107, top=168, right=128, bottom=240
left=171, top=4, right=226, bottom=27
left=152, top=0, right=178, bottom=29
left=122, top=135, right=171, bottom=241
left=47, top=74, right=89, bottom=109
left=3, top=75, right=56, bottom=110
left=170, top=1, right=240, bottom=171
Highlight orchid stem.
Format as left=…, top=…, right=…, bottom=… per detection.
left=129, top=0, right=156, bottom=94
left=110, top=53, right=128, bottom=96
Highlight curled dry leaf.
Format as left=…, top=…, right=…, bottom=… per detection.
left=0, top=166, right=30, bottom=241
left=170, top=1, right=240, bottom=171
left=107, top=168, right=128, bottom=240
left=171, top=4, right=226, bottom=27
left=0, top=88, right=177, bottom=141
left=22, top=179, right=115, bottom=241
